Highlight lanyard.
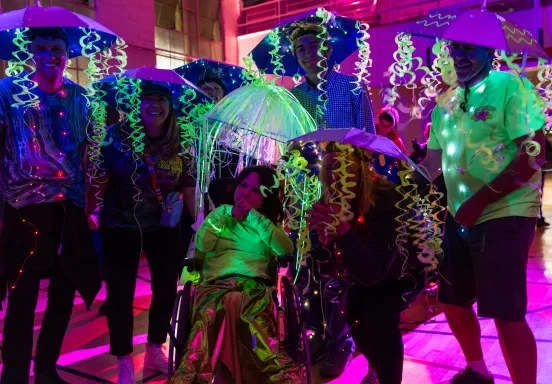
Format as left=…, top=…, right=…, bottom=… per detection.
left=144, top=152, right=165, bottom=205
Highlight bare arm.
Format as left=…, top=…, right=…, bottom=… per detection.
left=467, top=130, right=545, bottom=208
left=179, top=153, right=196, bottom=218
left=183, top=186, right=195, bottom=218
left=246, top=209, right=293, bottom=256
left=195, top=205, right=232, bottom=253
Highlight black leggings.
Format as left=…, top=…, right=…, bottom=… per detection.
left=346, top=280, right=406, bottom=384
left=101, top=226, right=181, bottom=356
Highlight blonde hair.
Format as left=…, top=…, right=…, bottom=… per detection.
left=289, top=23, right=331, bottom=54
left=322, top=142, right=393, bottom=238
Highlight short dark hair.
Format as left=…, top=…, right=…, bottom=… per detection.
left=197, top=77, right=227, bottom=95
left=27, top=27, right=69, bottom=47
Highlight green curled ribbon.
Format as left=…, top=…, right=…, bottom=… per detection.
left=9, top=28, right=39, bottom=108
left=315, top=8, right=331, bottom=123
left=352, top=20, right=372, bottom=95
left=267, top=28, right=285, bottom=83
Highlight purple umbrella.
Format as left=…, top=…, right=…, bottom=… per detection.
left=250, top=8, right=363, bottom=75
left=289, top=128, right=432, bottom=180
left=0, top=6, right=119, bottom=60
left=95, top=66, right=212, bottom=114
left=290, top=128, right=413, bottom=166
left=402, top=5, right=548, bottom=59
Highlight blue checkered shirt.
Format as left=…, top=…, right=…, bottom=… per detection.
left=290, top=69, right=375, bottom=133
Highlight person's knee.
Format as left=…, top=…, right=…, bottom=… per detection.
left=494, top=317, right=528, bottom=332
left=443, top=303, right=473, bottom=318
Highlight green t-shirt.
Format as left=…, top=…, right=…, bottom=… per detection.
left=427, top=71, right=545, bottom=225
left=195, top=205, right=293, bottom=283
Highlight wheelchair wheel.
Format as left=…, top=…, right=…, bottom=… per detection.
left=281, top=276, right=313, bottom=384
left=168, top=281, right=194, bottom=376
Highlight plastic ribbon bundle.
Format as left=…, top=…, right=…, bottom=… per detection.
left=352, top=20, right=372, bottom=94
left=267, top=27, right=286, bottom=83
left=83, top=31, right=128, bottom=182
left=396, top=164, right=444, bottom=273
left=6, top=28, right=39, bottom=108
left=278, top=148, right=322, bottom=277
left=501, top=50, right=524, bottom=75
left=417, top=39, right=455, bottom=116
left=241, top=54, right=266, bottom=86
left=315, top=8, right=331, bottom=123
left=125, top=78, right=144, bottom=156
left=385, top=33, right=429, bottom=118
left=325, top=143, right=356, bottom=229
left=178, top=88, right=215, bottom=161
left=536, top=57, right=552, bottom=133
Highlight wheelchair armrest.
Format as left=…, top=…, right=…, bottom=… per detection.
left=181, top=258, right=201, bottom=272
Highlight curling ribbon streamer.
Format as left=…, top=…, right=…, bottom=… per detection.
left=315, top=8, right=331, bottom=124
left=267, top=28, right=286, bottom=82
left=9, top=28, right=39, bottom=108
left=352, top=20, right=372, bottom=94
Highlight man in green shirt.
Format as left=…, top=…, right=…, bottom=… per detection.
left=422, top=42, right=545, bottom=384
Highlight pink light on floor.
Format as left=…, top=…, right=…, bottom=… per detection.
left=57, top=334, right=148, bottom=367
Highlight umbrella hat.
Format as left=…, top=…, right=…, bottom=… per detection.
left=174, top=59, right=248, bottom=94
left=250, top=8, right=363, bottom=76
left=289, top=128, right=430, bottom=180
left=402, top=7, right=547, bottom=59
left=0, top=6, right=119, bottom=60
left=204, top=83, right=316, bottom=163
left=95, top=66, right=213, bottom=115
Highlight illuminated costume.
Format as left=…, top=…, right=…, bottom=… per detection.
left=171, top=205, right=304, bottom=384
left=0, top=65, right=101, bottom=384
left=311, top=187, right=426, bottom=384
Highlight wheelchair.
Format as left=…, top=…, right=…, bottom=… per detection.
left=168, top=256, right=313, bottom=383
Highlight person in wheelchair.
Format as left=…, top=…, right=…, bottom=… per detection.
left=306, top=142, right=433, bottom=384
left=170, top=165, right=304, bottom=384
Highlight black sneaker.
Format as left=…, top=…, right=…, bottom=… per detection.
left=307, top=332, right=328, bottom=364
left=320, top=341, right=355, bottom=377
left=442, top=367, right=495, bottom=384
left=537, top=217, right=550, bottom=228
left=98, top=301, right=108, bottom=316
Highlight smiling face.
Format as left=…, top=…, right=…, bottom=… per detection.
left=29, top=37, right=68, bottom=83
left=234, top=172, right=264, bottom=210
left=140, top=93, right=171, bottom=135
left=199, top=81, right=226, bottom=102
left=450, top=42, right=493, bottom=83
left=294, top=34, right=332, bottom=75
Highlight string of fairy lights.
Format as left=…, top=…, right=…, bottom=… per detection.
left=5, top=5, right=552, bottom=334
